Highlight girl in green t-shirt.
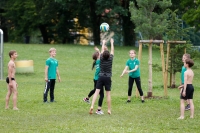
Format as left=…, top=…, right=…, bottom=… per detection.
left=83, top=47, right=105, bottom=115
left=120, top=50, right=144, bottom=103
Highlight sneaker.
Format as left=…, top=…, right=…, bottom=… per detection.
left=185, top=104, right=190, bottom=110
left=83, top=98, right=90, bottom=104
left=96, top=110, right=104, bottom=115
left=142, top=100, right=145, bottom=103
left=126, top=100, right=131, bottom=103
left=50, top=100, right=56, bottom=102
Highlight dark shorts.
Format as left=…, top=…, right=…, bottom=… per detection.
left=6, top=77, right=15, bottom=84
left=96, top=76, right=111, bottom=91
left=180, top=84, right=194, bottom=100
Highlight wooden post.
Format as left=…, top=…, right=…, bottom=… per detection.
left=148, top=42, right=153, bottom=97
left=164, top=42, right=170, bottom=96
left=136, top=42, right=143, bottom=97
left=160, top=42, right=165, bottom=86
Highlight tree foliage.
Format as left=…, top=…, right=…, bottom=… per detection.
left=129, top=0, right=172, bottom=39
left=181, top=0, right=200, bottom=30
left=2, top=0, right=137, bottom=45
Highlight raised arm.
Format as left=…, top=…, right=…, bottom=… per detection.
left=110, top=38, right=114, bottom=55
left=94, top=46, right=100, bottom=55
left=101, top=40, right=106, bottom=54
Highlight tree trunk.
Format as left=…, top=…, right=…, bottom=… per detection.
left=121, top=0, right=136, bottom=46
left=2, top=27, right=8, bottom=42
left=89, top=0, right=100, bottom=45
left=171, top=72, right=176, bottom=88
left=39, top=25, right=49, bottom=44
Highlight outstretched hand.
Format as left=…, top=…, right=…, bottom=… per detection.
left=94, top=46, right=99, bottom=51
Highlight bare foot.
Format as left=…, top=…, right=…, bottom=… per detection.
left=5, top=107, right=9, bottom=110
left=177, top=116, right=184, bottom=120
left=89, top=108, right=93, bottom=114
left=13, top=107, right=19, bottom=110
left=190, top=116, right=194, bottom=119
left=108, top=110, right=111, bottom=115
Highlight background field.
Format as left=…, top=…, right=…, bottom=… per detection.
left=0, top=43, right=200, bottom=133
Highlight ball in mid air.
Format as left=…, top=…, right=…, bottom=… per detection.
left=100, top=22, right=109, bottom=32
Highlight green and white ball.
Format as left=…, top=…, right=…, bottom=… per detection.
left=100, top=22, right=109, bottom=32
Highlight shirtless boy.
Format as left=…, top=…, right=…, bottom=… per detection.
left=177, top=58, right=194, bottom=119
left=5, top=50, right=18, bottom=110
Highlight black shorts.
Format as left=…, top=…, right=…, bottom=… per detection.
left=96, top=76, right=111, bottom=91
left=180, top=84, right=194, bottom=100
left=6, top=77, right=15, bottom=84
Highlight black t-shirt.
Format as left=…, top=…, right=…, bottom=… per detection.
left=99, top=54, right=113, bottom=77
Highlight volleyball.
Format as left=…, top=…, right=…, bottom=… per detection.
left=100, top=23, right=109, bottom=32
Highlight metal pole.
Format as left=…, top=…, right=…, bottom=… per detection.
left=0, top=29, right=3, bottom=80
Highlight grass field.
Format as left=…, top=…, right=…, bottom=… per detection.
left=0, top=43, right=200, bottom=133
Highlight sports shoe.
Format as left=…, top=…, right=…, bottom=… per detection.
left=185, top=104, right=190, bottom=110
left=126, top=100, right=131, bottom=103
left=96, top=110, right=104, bottom=115
left=83, top=98, right=90, bottom=104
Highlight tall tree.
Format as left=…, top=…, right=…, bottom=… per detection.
left=129, top=0, right=172, bottom=96
left=4, top=0, right=75, bottom=43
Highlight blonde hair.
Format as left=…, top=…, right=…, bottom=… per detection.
left=129, top=49, right=136, bottom=54
left=183, top=53, right=190, bottom=59
left=49, top=48, right=56, bottom=53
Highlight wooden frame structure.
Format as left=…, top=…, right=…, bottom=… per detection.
left=136, top=40, right=186, bottom=97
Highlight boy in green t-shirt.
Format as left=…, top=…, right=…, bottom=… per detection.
left=43, top=48, right=61, bottom=103
left=120, top=50, right=144, bottom=103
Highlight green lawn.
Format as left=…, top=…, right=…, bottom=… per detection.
left=0, top=43, right=200, bottom=133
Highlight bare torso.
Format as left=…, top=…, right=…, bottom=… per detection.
left=185, top=69, right=194, bottom=84
left=8, top=60, right=16, bottom=78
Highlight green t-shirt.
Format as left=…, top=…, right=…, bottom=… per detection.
left=94, top=59, right=100, bottom=80
left=126, top=58, right=140, bottom=78
left=181, top=66, right=187, bottom=84
left=46, top=57, right=58, bottom=79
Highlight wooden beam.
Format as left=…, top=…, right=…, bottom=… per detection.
left=167, top=41, right=186, bottom=44
left=139, top=40, right=164, bottom=44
